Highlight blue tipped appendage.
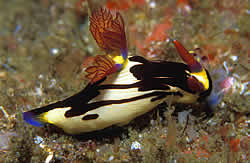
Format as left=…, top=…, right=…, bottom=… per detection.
left=121, top=48, right=128, bottom=61
left=114, top=47, right=128, bottom=71
left=22, top=112, right=44, bottom=127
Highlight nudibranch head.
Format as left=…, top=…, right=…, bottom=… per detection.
left=173, top=40, right=210, bottom=93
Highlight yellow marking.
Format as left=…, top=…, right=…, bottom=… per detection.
left=40, top=107, right=71, bottom=124
left=107, top=54, right=128, bottom=70
left=41, top=112, right=54, bottom=124
left=122, top=58, right=128, bottom=69
left=189, top=50, right=201, bottom=62
left=190, top=68, right=209, bottom=90
left=112, top=55, right=125, bottom=64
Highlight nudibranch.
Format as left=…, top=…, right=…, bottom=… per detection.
left=23, top=7, right=212, bottom=135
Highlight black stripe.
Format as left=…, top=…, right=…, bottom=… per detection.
left=99, top=79, right=171, bottom=91
left=65, top=91, right=182, bottom=118
left=128, top=56, right=192, bottom=92
left=27, top=77, right=107, bottom=116
left=82, top=114, right=99, bottom=120
left=98, top=82, right=140, bottom=89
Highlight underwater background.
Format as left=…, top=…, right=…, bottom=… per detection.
left=0, top=0, right=249, bottom=162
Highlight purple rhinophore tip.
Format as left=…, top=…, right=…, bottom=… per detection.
left=115, top=63, right=123, bottom=71
left=121, top=48, right=128, bottom=61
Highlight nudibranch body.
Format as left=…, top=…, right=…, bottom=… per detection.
left=23, top=8, right=212, bottom=135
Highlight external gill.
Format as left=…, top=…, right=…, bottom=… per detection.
left=86, top=7, right=128, bottom=83
left=89, top=7, right=128, bottom=62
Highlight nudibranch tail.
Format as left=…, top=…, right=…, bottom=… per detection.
left=23, top=111, right=45, bottom=127
left=89, top=7, right=128, bottom=60
left=85, top=55, right=117, bottom=84
left=173, top=40, right=202, bottom=72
